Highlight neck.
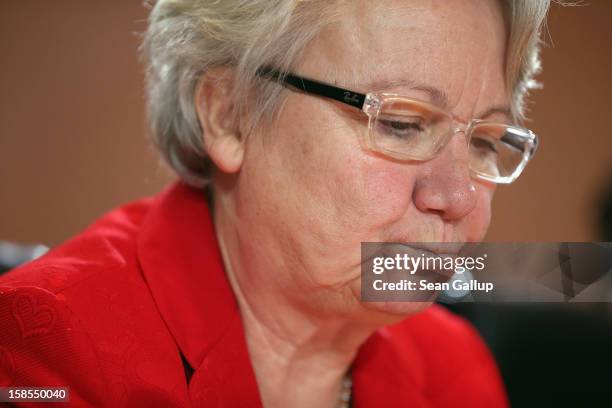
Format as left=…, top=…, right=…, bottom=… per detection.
left=213, top=196, right=378, bottom=408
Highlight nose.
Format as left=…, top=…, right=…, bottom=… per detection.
left=412, top=132, right=477, bottom=221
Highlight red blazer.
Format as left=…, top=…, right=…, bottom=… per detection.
left=0, top=182, right=508, bottom=407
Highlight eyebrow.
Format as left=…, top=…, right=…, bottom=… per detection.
left=366, top=78, right=450, bottom=110
left=366, top=78, right=512, bottom=122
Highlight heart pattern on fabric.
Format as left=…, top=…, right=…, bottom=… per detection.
left=12, top=293, right=57, bottom=338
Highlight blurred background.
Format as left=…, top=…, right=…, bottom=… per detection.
left=1, top=1, right=611, bottom=407
left=1, top=1, right=611, bottom=246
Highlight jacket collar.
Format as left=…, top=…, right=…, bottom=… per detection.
left=137, top=182, right=262, bottom=406
left=136, top=182, right=430, bottom=406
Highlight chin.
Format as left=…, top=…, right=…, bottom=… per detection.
left=348, top=280, right=434, bottom=324
left=360, top=300, right=433, bottom=321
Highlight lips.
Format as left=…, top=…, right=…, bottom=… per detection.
left=360, top=241, right=468, bottom=302
left=396, top=242, right=465, bottom=257
left=367, top=243, right=461, bottom=279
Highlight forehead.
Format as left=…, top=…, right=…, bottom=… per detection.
left=299, top=0, right=509, bottom=117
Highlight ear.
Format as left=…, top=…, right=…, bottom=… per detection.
left=194, top=67, right=245, bottom=174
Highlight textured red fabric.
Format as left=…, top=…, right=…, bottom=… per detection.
left=0, top=182, right=508, bottom=407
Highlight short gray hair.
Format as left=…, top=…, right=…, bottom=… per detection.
left=142, top=0, right=550, bottom=187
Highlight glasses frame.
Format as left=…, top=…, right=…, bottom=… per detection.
left=257, top=67, right=539, bottom=184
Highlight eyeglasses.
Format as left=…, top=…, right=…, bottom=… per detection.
left=257, top=67, right=539, bottom=184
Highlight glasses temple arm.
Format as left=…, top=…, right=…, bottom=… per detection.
left=257, top=67, right=366, bottom=110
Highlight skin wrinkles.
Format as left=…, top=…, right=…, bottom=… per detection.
left=204, top=0, right=509, bottom=406
left=252, top=0, right=504, bottom=318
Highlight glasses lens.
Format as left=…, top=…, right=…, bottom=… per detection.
left=371, top=98, right=452, bottom=160
left=469, top=123, right=531, bottom=180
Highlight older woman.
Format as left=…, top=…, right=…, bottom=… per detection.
left=0, top=0, right=548, bottom=406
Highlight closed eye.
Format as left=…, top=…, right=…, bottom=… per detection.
left=377, top=118, right=425, bottom=139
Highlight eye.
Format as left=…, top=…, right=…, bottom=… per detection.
left=377, top=117, right=425, bottom=140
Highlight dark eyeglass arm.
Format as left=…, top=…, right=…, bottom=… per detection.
left=257, top=67, right=367, bottom=110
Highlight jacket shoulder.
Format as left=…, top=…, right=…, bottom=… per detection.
left=0, top=197, right=153, bottom=294
left=0, top=285, right=108, bottom=405
left=0, top=196, right=188, bottom=406
left=0, top=198, right=153, bottom=404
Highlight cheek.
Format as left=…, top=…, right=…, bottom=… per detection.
left=288, top=149, right=416, bottom=244
left=343, top=158, right=416, bottom=231
left=298, top=129, right=416, bottom=239
left=270, top=97, right=416, bottom=239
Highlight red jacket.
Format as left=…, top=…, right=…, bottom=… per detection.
left=0, top=182, right=508, bottom=407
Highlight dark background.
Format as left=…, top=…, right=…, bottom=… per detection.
left=1, top=1, right=611, bottom=407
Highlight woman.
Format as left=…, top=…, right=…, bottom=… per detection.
left=0, top=0, right=548, bottom=406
